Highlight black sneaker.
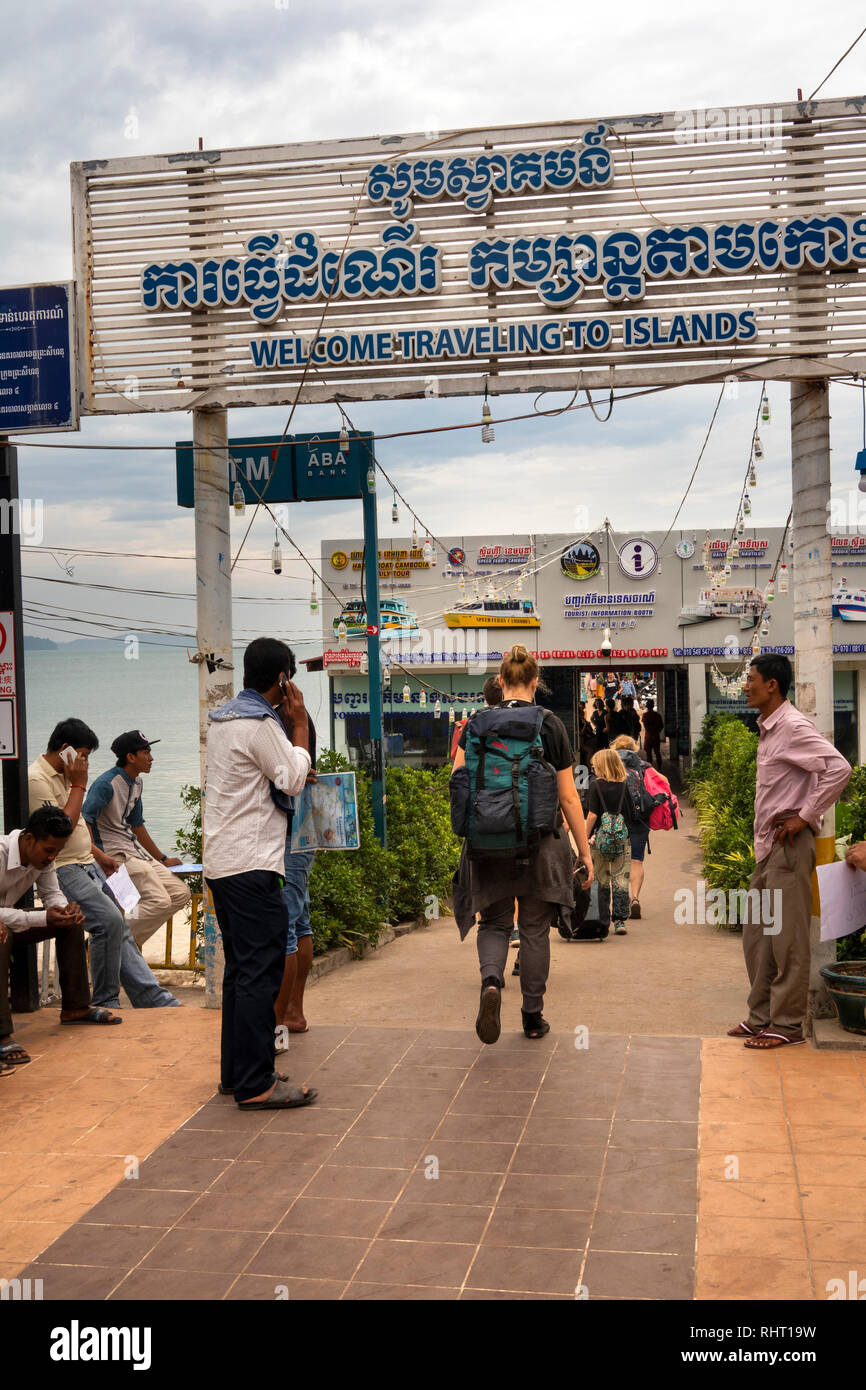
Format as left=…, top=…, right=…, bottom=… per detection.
left=476, top=977, right=502, bottom=1045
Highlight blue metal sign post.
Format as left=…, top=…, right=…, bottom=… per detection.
left=176, top=428, right=386, bottom=846
left=0, top=282, right=77, bottom=433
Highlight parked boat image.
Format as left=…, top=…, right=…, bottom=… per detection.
left=833, top=579, right=866, bottom=621
left=333, top=598, right=419, bottom=638
left=443, top=597, right=542, bottom=629
left=679, top=587, right=764, bottom=629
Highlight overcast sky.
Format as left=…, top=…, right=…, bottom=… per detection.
left=4, top=0, right=866, bottom=647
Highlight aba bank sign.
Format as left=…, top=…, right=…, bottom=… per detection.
left=137, top=125, right=866, bottom=366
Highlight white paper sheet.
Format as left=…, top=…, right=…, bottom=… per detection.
left=816, top=860, right=866, bottom=942
left=105, top=864, right=141, bottom=914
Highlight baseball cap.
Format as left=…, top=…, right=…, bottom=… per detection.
left=111, top=730, right=161, bottom=761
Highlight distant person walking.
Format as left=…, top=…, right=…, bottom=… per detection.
left=591, top=697, right=608, bottom=751
left=641, top=699, right=664, bottom=768
left=729, top=654, right=851, bottom=1049
left=611, top=735, right=651, bottom=920
left=584, top=748, right=636, bottom=936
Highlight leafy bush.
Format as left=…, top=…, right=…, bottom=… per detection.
left=833, top=765, right=866, bottom=962
left=175, top=753, right=461, bottom=958
left=689, top=715, right=758, bottom=909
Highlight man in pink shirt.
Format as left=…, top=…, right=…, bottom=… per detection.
left=729, top=654, right=852, bottom=1049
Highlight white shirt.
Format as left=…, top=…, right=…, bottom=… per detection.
left=203, top=714, right=311, bottom=879
left=0, top=829, right=68, bottom=933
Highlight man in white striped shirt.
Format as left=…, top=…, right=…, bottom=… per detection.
left=204, top=638, right=317, bottom=1110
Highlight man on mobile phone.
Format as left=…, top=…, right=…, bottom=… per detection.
left=204, top=638, right=317, bottom=1111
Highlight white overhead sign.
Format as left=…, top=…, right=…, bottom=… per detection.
left=71, top=98, right=866, bottom=413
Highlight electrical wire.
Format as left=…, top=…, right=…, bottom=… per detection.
left=808, top=24, right=866, bottom=100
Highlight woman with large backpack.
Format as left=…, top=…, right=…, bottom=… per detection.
left=611, top=734, right=651, bottom=920
left=450, top=646, right=593, bottom=1044
left=584, top=747, right=637, bottom=936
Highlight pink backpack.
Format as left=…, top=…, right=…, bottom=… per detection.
left=643, top=766, right=679, bottom=830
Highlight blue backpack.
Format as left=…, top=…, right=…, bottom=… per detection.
left=449, top=705, right=560, bottom=860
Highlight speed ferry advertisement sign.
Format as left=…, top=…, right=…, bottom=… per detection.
left=71, top=98, right=866, bottom=413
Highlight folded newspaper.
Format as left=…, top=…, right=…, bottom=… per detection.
left=290, top=773, right=360, bottom=852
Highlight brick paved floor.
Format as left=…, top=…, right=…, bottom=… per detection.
left=18, top=1026, right=700, bottom=1301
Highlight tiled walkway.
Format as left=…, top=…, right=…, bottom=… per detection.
left=19, top=1026, right=699, bottom=1300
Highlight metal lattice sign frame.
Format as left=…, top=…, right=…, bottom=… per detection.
left=71, top=97, right=866, bottom=414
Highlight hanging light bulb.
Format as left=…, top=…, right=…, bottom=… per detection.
left=751, top=634, right=761, bottom=655
left=723, top=562, right=732, bottom=577
left=423, top=534, right=433, bottom=562
left=760, top=618, right=770, bottom=636
left=737, top=515, right=744, bottom=536
left=749, top=464, right=757, bottom=487
left=779, top=564, right=789, bottom=593
left=481, top=390, right=494, bottom=444
left=753, top=436, right=764, bottom=462
left=402, top=682, right=411, bottom=703
left=419, top=689, right=427, bottom=707
left=360, top=649, right=369, bottom=675
left=392, top=493, right=399, bottom=524
left=448, top=706, right=455, bottom=725
left=765, top=580, right=775, bottom=602
left=232, top=480, right=245, bottom=515
left=485, top=581, right=495, bottom=599
left=411, top=521, right=419, bottom=550
left=434, top=699, right=442, bottom=719
left=309, top=580, right=318, bottom=613
left=271, top=533, right=282, bottom=575
left=761, top=389, right=771, bottom=423
left=743, top=496, right=752, bottom=515
left=729, top=538, right=739, bottom=559
left=366, top=463, right=376, bottom=493
left=337, top=618, right=347, bottom=640
left=339, top=420, right=350, bottom=452
left=383, top=661, right=391, bottom=687
left=461, top=707, right=469, bottom=721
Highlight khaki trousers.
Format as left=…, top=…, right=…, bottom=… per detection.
left=743, top=829, right=815, bottom=1037
left=119, top=853, right=191, bottom=948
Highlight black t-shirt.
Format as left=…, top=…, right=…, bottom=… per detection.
left=586, top=776, right=637, bottom=829
left=458, top=699, right=574, bottom=771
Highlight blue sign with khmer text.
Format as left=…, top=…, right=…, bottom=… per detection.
left=0, top=283, right=76, bottom=433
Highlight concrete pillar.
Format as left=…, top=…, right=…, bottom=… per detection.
left=193, top=405, right=234, bottom=1008
left=688, top=663, right=707, bottom=757
left=790, top=378, right=836, bottom=1023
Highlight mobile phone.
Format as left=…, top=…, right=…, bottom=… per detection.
left=61, top=746, right=76, bottom=766
left=279, top=675, right=288, bottom=693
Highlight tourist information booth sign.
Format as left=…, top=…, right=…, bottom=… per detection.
left=71, top=98, right=866, bottom=414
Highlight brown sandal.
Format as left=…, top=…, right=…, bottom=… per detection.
left=726, top=1021, right=764, bottom=1037
left=744, top=1031, right=806, bottom=1049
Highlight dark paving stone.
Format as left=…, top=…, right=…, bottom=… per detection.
left=583, top=1249, right=694, bottom=1300
left=460, top=1288, right=569, bottom=1300
left=79, top=1186, right=199, bottom=1228
left=466, top=1244, right=584, bottom=1295
left=158, top=1128, right=253, bottom=1160
left=419, top=1139, right=515, bottom=1173
left=498, top=1174, right=598, bottom=1210
left=604, top=1151, right=697, bottom=1183
left=343, top=1027, right=421, bottom=1046
left=35, top=1224, right=163, bottom=1268
left=344, top=1281, right=460, bottom=1300
left=355, top=1238, right=475, bottom=1288
left=328, top=1135, right=424, bottom=1169
left=460, top=1070, right=543, bottom=1093
left=404, top=1044, right=481, bottom=1068
left=435, top=1113, right=526, bottom=1144
left=521, top=1116, right=611, bottom=1147
left=615, top=1091, right=700, bottom=1123
left=482, top=1206, right=592, bottom=1251
left=260, top=1106, right=359, bottom=1135
left=275, top=1081, right=374, bottom=1113
left=532, top=1091, right=617, bottom=1119
left=132, top=1153, right=230, bottom=1192
left=302, top=1164, right=409, bottom=1203
left=139, top=1227, right=264, bottom=1273
left=609, top=1119, right=698, bottom=1151
left=597, top=1173, right=697, bottom=1216
left=277, top=1197, right=391, bottom=1238
left=589, top=1210, right=697, bottom=1257
left=247, top=1231, right=368, bottom=1281
left=387, top=1062, right=471, bottom=1090
left=379, top=1202, right=492, bottom=1245
left=208, top=1161, right=311, bottom=1200
left=15, top=1263, right=129, bottom=1300
left=225, top=1275, right=346, bottom=1300
left=108, top=1268, right=236, bottom=1300
left=399, top=1169, right=503, bottom=1207
left=510, top=1142, right=607, bottom=1177
left=182, top=1105, right=272, bottom=1134
left=240, top=1131, right=338, bottom=1166
left=448, top=1089, right=536, bottom=1118
left=176, top=1189, right=294, bottom=1231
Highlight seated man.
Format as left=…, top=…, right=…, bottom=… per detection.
left=0, top=807, right=122, bottom=1067
left=83, top=731, right=190, bottom=951
left=29, top=718, right=179, bottom=1010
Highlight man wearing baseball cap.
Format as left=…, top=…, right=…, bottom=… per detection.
left=83, top=731, right=190, bottom=949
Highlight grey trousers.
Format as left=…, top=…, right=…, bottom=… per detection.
left=477, top=895, right=557, bottom=1013
left=744, top=828, right=815, bottom=1038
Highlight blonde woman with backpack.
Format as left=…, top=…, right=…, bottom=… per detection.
left=585, top=748, right=635, bottom=936
left=450, top=646, right=593, bottom=1043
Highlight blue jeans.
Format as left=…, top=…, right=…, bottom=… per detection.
left=282, top=848, right=315, bottom=955
left=56, top=862, right=179, bottom=1008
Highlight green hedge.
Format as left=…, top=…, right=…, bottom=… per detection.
left=175, top=754, right=462, bottom=958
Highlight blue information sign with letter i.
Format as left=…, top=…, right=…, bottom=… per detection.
left=0, top=282, right=78, bottom=433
